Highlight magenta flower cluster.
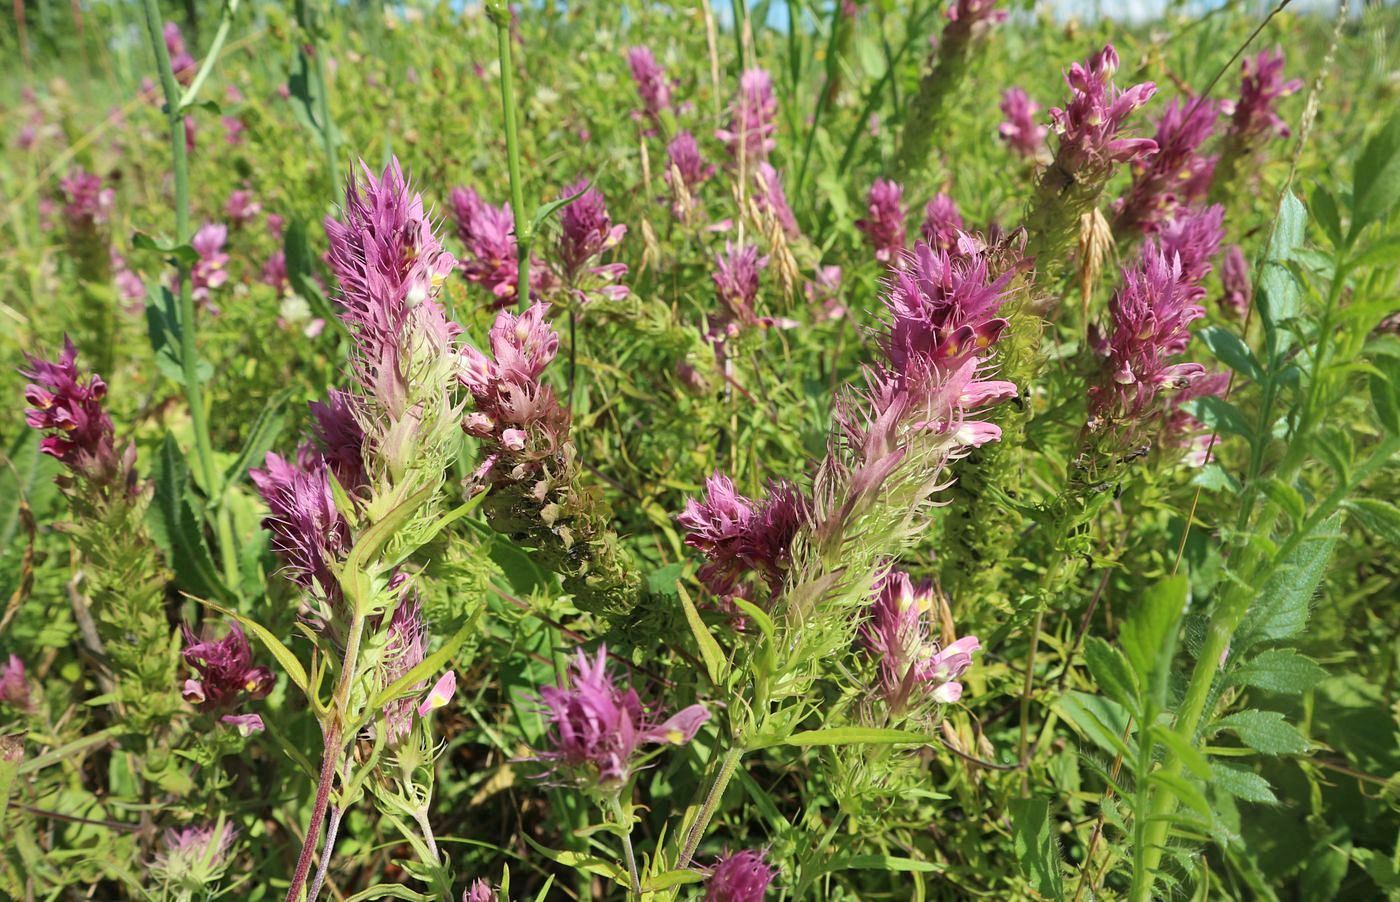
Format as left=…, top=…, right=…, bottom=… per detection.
left=190, top=222, right=230, bottom=305
left=250, top=448, right=352, bottom=605
left=862, top=571, right=980, bottom=711
left=712, top=242, right=770, bottom=329
left=451, top=186, right=553, bottom=306
left=1113, top=98, right=1220, bottom=236
left=556, top=180, right=629, bottom=303
left=535, top=645, right=710, bottom=787
left=58, top=168, right=114, bottom=228
left=1048, top=45, right=1157, bottom=176
left=998, top=87, right=1047, bottom=160
left=678, top=473, right=810, bottom=601
left=920, top=192, right=964, bottom=254
left=717, top=68, right=778, bottom=162
left=21, top=337, right=122, bottom=482
left=626, top=46, right=671, bottom=130
left=753, top=162, right=799, bottom=236
left=0, top=655, right=32, bottom=711
left=163, top=22, right=196, bottom=84
left=1225, top=48, right=1302, bottom=147
left=706, top=848, right=775, bottom=902
left=856, top=179, right=907, bottom=264
left=180, top=622, right=273, bottom=732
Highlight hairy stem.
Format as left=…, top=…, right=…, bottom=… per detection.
left=679, top=744, right=744, bottom=867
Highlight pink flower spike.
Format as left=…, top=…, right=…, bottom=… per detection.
left=417, top=670, right=457, bottom=716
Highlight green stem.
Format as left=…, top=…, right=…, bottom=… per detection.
left=141, top=0, right=220, bottom=505
left=176, top=0, right=241, bottom=111
left=611, top=795, right=642, bottom=898
left=795, top=2, right=844, bottom=198
left=312, top=29, right=340, bottom=199
left=729, top=0, right=747, bottom=72
left=490, top=1, right=530, bottom=310
left=678, top=744, right=744, bottom=867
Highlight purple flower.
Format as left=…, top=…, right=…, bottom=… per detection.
left=184, top=115, right=196, bottom=153
left=1048, top=45, right=1157, bottom=178
left=1164, top=371, right=1230, bottom=466
left=1112, top=98, right=1220, bottom=236
left=535, top=645, right=710, bottom=787
left=113, top=253, right=146, bottom=304
left=677, top=473, right=809, bottom=599
left=451, top=186, right=554, bottom=306
left=152, top=822, right=237, bottom=884
left=804, top=264, right=847, bottom=321
left=667, top=131, right=715, bottom=190
left=180, top=621, right=274, bottom=713
left=462, top=880, right=497, bottom=902
left=261, top=250, right=288, bottom=295
left=862, top=571, right=980, bottom=711
left=717, top=68, right=778, bottom=162
left=1225, top=48, right=1302, bottom=146
left=0, top=655, right=33, bottom=711
left=59, top=169, right=114, bottom=228
left=220, top=713, right=265, bottom=736
left=308, top=389, right=367, bottom=492
left=164, top=22, right=196, bottom=84
left=20, top=337, right=121, bottom=481
left=919, top=192, right=964, bottom=253
left=222, top=116, right=245, bottom=146
left=381, top=597, right=426, bottom=745
left=249, top=450, right=350, bottom=603
left=627, top=46, right=671, bottom=128
left=190, top=222, right=230, bottom=304
left=706, top=848, right=775, bottom=902
left=713, top=242, right=769, bottom=326
left=856, top=179, right=907, bottom=264
left=224, top=189, right=262, bottom=225
left=556, top=180, right=629, bottom=302
left=1156, top=205, right=1225, bottom=298
left=1219, top=244, right=1251, bottom=317
left=753, top=163, right=799, bottom=236
left=998, top=87, right=1047, bottom=160
left=1089, top=248, right=1207, bottom=422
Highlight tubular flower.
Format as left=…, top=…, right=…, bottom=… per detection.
left=179, top=622, right=274, bottom=713
left=1226, top=48, right=1303, bottom=147
left=225, top=188, right=262, bottom=225
left=678, top=473, right=810, bottom=600
left=450, top=185, right=554, bottom=305
left=1155, top=205, right=1225, bottom=301
left=1048, top=45, right=1158, bottom=176
left=151, top=823, right=237, bottom=892
left=0, top=655, right=33, bottom=711
left=462, top=880, right=498, bottom=902
left=856, top=179, right=908, bottom=264
left=163, top=22, right=196, bottom=84
left=20, top=337, right=123, bottom=483
left=1112, top=98, right=1221, bottom=237
left=753, top=163, right=799, bottom=237
left=717, top=68, right=777, bottom=163
left=626, top=46, right=671, bottom=129
left=379, top=596, right=427, bottom=745
left=325, top=158, right=459, bottom=398
left=556, top=179, right=629, bottom=302
left=249, top=450, right=350, bottom=604
left=1219, top=244, right=1252, bottom=317
left=59, top=169, right=114, bottom=228
left=190, top=222, right=230, bottom=305
left=308, top=388, right=368, bottom=493
left=1089, top=248, right=1207, bottom=423
left=713, top=242, right=770, bottom=327
left=534, top=645, right=710, bottom=788
left=998, top=87, right=1048, bottom=160
left=706, top=848, right=776, bottom=902
left=920, top=192, right=964, bottom=253
left=862, top=571, right=980, bottom=712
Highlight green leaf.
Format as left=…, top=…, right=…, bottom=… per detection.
left=1009, top=796, right=1064, bottom=900
left=1198, top=326, right=1262, bottom=380
left=1309, top=184, right=1343, bottom=248
left=1119, top=574, right=1187, bottom=707
left=750, top=726, right=935, bottom=750
left=1149, top=769, right=1213, bottom=821
left=1055, top=692, right=1133, bottom=760
left=1351, top=111, right=1400, bottom=235
left=815, top=855, right=944, bottom=875
left=1190, top=396, right=1254, bottom=441
left=146, top=433, right=234, bottom=604
left=1370, top=357, right=1400, bottom=434
left=1229, top=649, right=1328, bottom=694
left=1259, top=191, right=1306, bottom=354
left=1351, top=235, right=1400, bottom=269
left=131, top=231, right=199, bottom=266
left=1083, top=637, right=1140, bottom=715
left=1150, top=723, right=1212, bottom=780
left=1237, top=515, right=1341, bottom=650
left=341, top=482, right=438, bottom=583
left=528, top=181, right=593, bottom=236
left=1343, top=499, right=1400, bottom=544
left=1258, top=479, right=1307, bottom=526
left=1214, top=710, right=1311, bottom=755
left=640, top=870, right=705, bottom=891
left=676, top=581, right=727, bottom=686
left=222, top=388, right=292, bottom=488
left=1209, top=762, right=1278, bottom=804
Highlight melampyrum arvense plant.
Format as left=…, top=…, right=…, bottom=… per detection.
left=3, top=2, right=1398, bottom=900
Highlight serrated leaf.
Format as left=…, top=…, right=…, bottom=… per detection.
left=1151, top=723, right=1212, bottom=780
left=1343, top=498, right=1400, bottom=544
left=1259, top=192, right=1306, bottom=355
left=1055, top=691, right=1133, bottom=760
left=1083, top=637, right=1140, bottom=715
left=147, top=433, right=234, bottom=604
left=1229, top=649, right=1328, bottom=694
left=1352, top=111, right=1400, bottom=234
left=1371, top=363, right=1400, bottom=434
left=1210, top=762, right=1278, bottom=804
left=1237, top=515, right=1341, bottom=650
left=1010, top=796, right=1064, bottom=899
left=1149, top=768, right=1213, bottom=821
left=1214, top=709, right=1311, bottom=755
left=1120, top=574, right=1187, bottom=708
left=1198, top=326, right=1262, bottom=380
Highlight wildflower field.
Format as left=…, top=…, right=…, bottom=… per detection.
left=3, top=0, right=1400, bottom=898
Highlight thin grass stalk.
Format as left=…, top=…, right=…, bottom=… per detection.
left=489, top=0, right=531, bottom=310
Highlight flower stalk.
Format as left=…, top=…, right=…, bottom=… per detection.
left=488, top=0, right=532, bottom=309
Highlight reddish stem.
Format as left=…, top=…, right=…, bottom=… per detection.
left=286, top=722, right=342, bottom=902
